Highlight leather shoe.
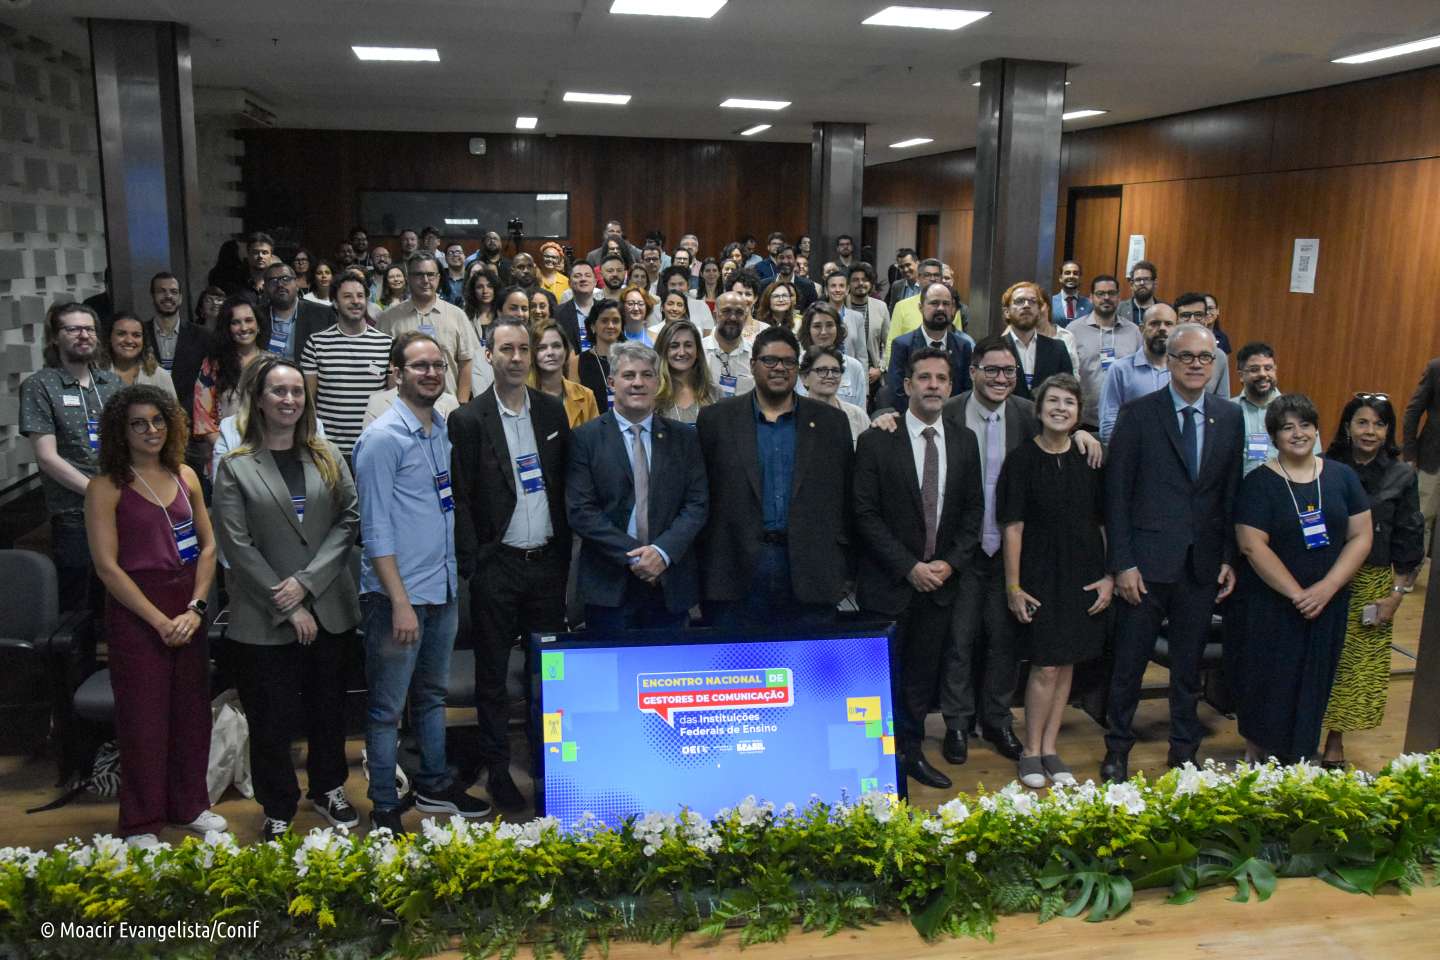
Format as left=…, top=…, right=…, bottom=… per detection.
left=1100, top=750, right=1128, bottom=784
left=1167, top=747, right=1197, bottom=769
left=941, top=729, right=968, bottom=765
left=904, top=752, right=953, bottom=790
left=982, top=724, right=1024, bottom=761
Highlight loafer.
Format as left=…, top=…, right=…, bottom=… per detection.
left=1018, top=755, right=1047, bottom=789
left=1100, top=750, right=1128, bottom=784
left=941, top=729, right=968, bottom=765
left=982, top=724, right=1024, bottom=761
left=904, top=752, right=953, bottom=790
left=1042, top=754, right=1077, bottom=786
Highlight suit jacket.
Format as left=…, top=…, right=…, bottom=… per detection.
left=695, top=393, right=854, bottom=605
left=1116, top=298, right=1154, bottom=325
left=212, top=442, right=360, bottom=642
left=269, top=299, right=334, bottom=365
left=1005, top=331, right=1073, bottom=401
left=449, top=386, right=571, bottom=579
left=554, top=297, right=593, bottom=354
left=567, top=411, right=709, bottom=612
left=1051, top=291, right=1093, bottom=325
left=1105, top=387, right=1244, bottom=584
left=161, top=320, right=210, bottom=424
left=853, top=417, right=983, bottom=615
left=887, top=280, right=920, bottom=311
left=886, top=327, right=974, bottom=412
left=1403, top=357, right=1440, bottom=472
left=790, top=275, right=818, bottom=312
left=942, top=391, right=1039, bottom=452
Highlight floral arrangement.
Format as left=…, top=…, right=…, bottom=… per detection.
left=2, top=753, right=1437, bottom=959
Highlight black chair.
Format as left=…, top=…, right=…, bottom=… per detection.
left=1150, top=613, right=1233, bottom=714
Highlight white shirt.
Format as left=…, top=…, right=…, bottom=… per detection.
left=701, top=334, right=755, bottom=396
left=905, top=409, right=947, bottom=520
left=497, top=391, right=553, bottom=549
left=1007, top=329, right=1038, bottom=377
left=964, top=396, right=1008, bottom=479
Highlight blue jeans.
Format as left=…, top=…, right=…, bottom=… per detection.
left=362, top=592, right=457, bottom=811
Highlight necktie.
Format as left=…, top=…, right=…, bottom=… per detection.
left=1181, top=406, right=1199, bottom=481
left=1065, top=295, right=1076, bottom=320
left=930, top=340, right=944, bottom=351
left=630, top=424, right=650, bottom=543
left=981, top=412, right=1003, bottom=556
left=921, top=427, right=939, bottom=560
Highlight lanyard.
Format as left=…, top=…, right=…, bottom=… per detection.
left=135, top=469, right=191, bottom=516
left=1277, top=457, right=1323, bottom=515
left=75, top=372, right=101, bottom=421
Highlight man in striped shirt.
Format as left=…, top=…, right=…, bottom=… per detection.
left=301, top=273, right=392, bottom=456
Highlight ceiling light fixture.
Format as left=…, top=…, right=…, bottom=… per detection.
left=720, top=98, right=791, bottom=110
left=739, top=123, right=772, bottom=136
left=889, top=137, right=934, bottom=149
left=352, top=46, right=439, bottom=62
left=1332, top=33, right=1440, bottom=64
left=563, top=91, right=632, bottom=105
left=974, top=79, right=1069, bottom=87
left=515, top=116, right=538, bottom=129
left=863, top=6, right=990, bottom=30
left=1061, top=108, right=1107, bottom=120
left=610, top=0, right=728, bottom=17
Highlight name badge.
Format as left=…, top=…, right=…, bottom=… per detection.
left=418, top=322, right=436, bottom=335
left=579, top=325, right=591, bottom=352
left=86, top=418, right=100, bottom=452
left=605, top=384, right=615, bottom=407
left=1299, top=508, right=1329, bottom=550
left=63, top=394, right=82, bottom=407
left=173, top=518, right=200, bottom=564
left=517, top=452, right=546, bottom=495
left=719, top=373, right=738, bottom=398
left=434, top=471, right=455, bottom=512
left=1024, top=371, right=1034, bottom=389
left=291, top=494, right=306, bottom=521
left=1246, top=432, right=1269, bottom=462
left=1100, top=346, right=1116, bottom=370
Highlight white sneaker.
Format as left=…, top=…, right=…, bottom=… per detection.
left=183, top=809, right=228, bottom=834
left=126, top=833, right=161, bottom=850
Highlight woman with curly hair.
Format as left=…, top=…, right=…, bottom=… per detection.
left=193, top=297, right=267, bottom=473
left=654, top=318, right=715, bottom=424
left=536, top=241, right=570, bottom=302
left=85, top=384, right=223, bottom=849
left=463, top=263, right=499, bottom=350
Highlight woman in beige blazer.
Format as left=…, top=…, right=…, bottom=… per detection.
left=213, top=356, right=360, bottom=842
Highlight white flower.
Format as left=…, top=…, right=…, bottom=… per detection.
left=293, top=827, right=347, bottom=878
left=978, top=795, right=998, bottom=813
left=998, top=782, right=1036, bottom=816
left=936, top=798, right=971, bottom=823
left=1172, top=762, right=1224, bottom=797
left=1288, top=760, right=1324, bottom=784
left=1389, top=753, right=1431, bottom=775
left=1103, top=782, right=1146, bottom=815
left=734, top=796, right=773, bottom=827
left=421, top=820, right=453, bottom=846
left=859, top=791, right=894, bottom=823
left=535, top=892, right=553, bottom=910
left=965, top=850, right=978, bottom=864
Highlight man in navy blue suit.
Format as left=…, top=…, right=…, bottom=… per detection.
left=567, top=341, right=709, bottom=630
left=1102, top=322, right=1244, bottom=782
left=886, top=282, right=973, bottom=411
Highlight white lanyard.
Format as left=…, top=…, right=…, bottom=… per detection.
left=1277, top=457, right=1323, bottom=516
left=135, top=469, right=191, bottom=518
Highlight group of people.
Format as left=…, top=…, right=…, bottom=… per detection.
left=18, top=220, right=1427, bottom=846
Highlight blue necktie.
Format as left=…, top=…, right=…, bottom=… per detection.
left=1181, top=406, right=1199, bottom=481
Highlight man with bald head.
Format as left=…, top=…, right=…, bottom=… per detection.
left=1101, top=322, right=1243, bottom=782
left=1099, top=302, right=1177, bottom=444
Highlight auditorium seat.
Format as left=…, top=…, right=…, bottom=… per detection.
left=1149, top=614, right=1234, bottom=715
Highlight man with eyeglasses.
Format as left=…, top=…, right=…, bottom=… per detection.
left=1068, top=274, right=1142, bottom=433
left=20, top=302, right=121, bottom=612
left=1100, top=302, right=1178, bottom=445
left=1233, top=340, right=1315, bottom=476
left=702, top=291, right=755, bottom=398
left=367, top=246, right=393, bottom=302
left=1102, top=322, right=1242, bottom=782
left=886, top=282, right=973, bottom=411
left=884, top=259, right=971, bottom=366
left=464, top=230, right=513, bottom=286
left=261, top=261, right=333, bottom=364
left=696, top=325, right=853, bottom=630
left=378, top=253, right=474, bottom=402
left=439, top=243, right=468, bottom=307
left=1117, top=260, right=1158, bottom=326
left=1001, top=280, right=1073, bottom=401
left=1051, top=261, right=1092, bottom=326
left=639, top=243, right=663, bottom=294
left=1173, top=293, right=1230, bottom=397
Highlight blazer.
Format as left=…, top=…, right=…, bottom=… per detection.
left=886, top=327, right=974, bottom=412
left=449, top=386, right=571, bottom=579
left=853, top=417, right=983, bottom=615
left=269, top=299, right=335, bottom=366
left=1402, top=357, right=1440, bottom=473
left=554, top=297, right=592, bottom=355
left=212, top=442, right=360, bottom=643
left=1105, top=386, right=1244, bottom=585
left=567, top=411, right=709, bottom=612
left=144, top=319, right=210, bottom=422
left=1005, top=331, right=1074, bottom=401
left=1051, top=291, right=1093, bottom=325
left=942, top=391, right=1039, bottom=453
left=695, top=393, right=854, bottom=605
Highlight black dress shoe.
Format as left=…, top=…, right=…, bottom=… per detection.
left=982, top=724, right=1024, bottom=761
left=1100, top=751, right=1128, bottom=784
left=487, top=767, right=528, bottom=812
left=904, top=753, right=954, bottom=790
left=1167, top=747, right=1197, bottom=769
left=942, top=729, right=968, bottom=765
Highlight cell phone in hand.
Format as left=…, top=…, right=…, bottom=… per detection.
left=1025, top=600, right=1040, bottom=617
left=1361, top=603, right=1379, bottom=626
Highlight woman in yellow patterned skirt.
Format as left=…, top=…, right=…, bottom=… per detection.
left=1321, top=393, right=1424, bottom=769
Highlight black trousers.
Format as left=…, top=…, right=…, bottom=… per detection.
left=469, top=544, right=567, bottom=768
left=881, top=590, right=952, bottom=754
left=1105, top=577, right=1217, bottom=755
left=230, top=629, right=350, bottom=821
left=941, top=550, right=1017, bottom=733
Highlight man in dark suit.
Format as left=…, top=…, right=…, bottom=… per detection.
left=1402, top=355, right=1440, bottom=555
left=886, top=282, right=973, bottom=411
left=696, top=325, right=853, bottom=629
left=1050, top=260, right=1093, bottom=326
left=449, top=317, right=571, bottom=811
left=855, top=347, right=982, bottom=789
left=1001, top=280, right=1073, bottom=400
left=1102, top=322, right=1243, bottom=782
left=555, top=260, right=599, bottom=353
left=773, top=245, right=818, bottom=311
left=886, top=249, right=920, bottom=310
left=260, top=260, right=334, bottom=365
left=568, top=341, right=709, bottom=629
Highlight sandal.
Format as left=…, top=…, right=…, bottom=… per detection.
left=1018, top=755, right=1047, bottom=789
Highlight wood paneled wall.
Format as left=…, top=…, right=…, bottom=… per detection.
left=240, top=130, right=810, bottom=263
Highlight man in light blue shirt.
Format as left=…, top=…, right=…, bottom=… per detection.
left=352, top=330, right=490, bottom=833
left=1099, top=303, right=1176, bottom=444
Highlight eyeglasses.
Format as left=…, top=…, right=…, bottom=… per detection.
left=808, top=367, right=843, bottom=379
left=1354, top=392, right=1390, bottom=402
left=975, top=364, right=1018, bottom=380
left=1129, top=276, right=1154, bottom=283
left=756, top=356, right=799, bottom=370
left=128, top=417, right=168, bottom=434
left=1168, top=351, right=1216, bottom=366
left=266, top=275, right=297, bottom=285
left=1008, top=297, right=1040, bottom=307
left=59, top=324, right=97, bottom=337
left=1176, top=311, right=1208, bottom=322
left=410, top=272, right=440, bottom=280
left=404, top=361, right=448, bottom=373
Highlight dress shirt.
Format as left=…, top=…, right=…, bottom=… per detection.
left=1067, top=315, right=1143, bottom=426
left=377, top=298, right=473, bottom=396
left=1009, top=330, right=1038, bottom=383
left=754, top=395, right=797, bottom=531
left=615, top=411, right=671, bottom=564
left=354, top=399, right=456, bottom=605
left=1099, top=350, right=1170, bottom=444
left=1233, top=388, right=1319, bottom=474
left=18, top=366, right=121, bottom=516
left=498, top=390, right=554, bottom=549
left=964, top=396, right=1008, bottom=481
left=1170, top=384, right=1206, bottom=469
left=905, top=410, right=947, bottom=521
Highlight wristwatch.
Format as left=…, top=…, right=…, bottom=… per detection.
left=187, top=598, right=208, bottom=616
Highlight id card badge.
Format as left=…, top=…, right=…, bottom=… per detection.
left=1299, top=508, right=1330, bottom=550
left=719, top=373, right=738, bottom=398
left=1100, top=346, right=1116, bottom=370
left=1246, top=433, right=1270, bottom=462
left=267, top=329, right=289, bottom=354
left=86, top=418, right=100, bottom=452
left=173, top=518, right=200, bottom=564
left=434, top=471, right=455, bottom=512
left=418, top=322, right=436, bottom=335
left=517, top=452, right=546, bottom=495
left=605, top=384, right=615, bottom=407
left=291, top=494, right=306, bottom=522
left=1024, top=371, right=1034, bottom=389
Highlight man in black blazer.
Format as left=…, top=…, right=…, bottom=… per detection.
left=886, top=282, right=973, bottom=411
left=855, top=347, right=982, bottom=789
left=1001, top=281, right=1073, bottom=400
left=1103, top=322, right=1243, bottom=782
left=696, top=325, right=853, bottom=629
left=449, top=317, right=571, bottom=811
left=568, top=341, right=709, bottom=629
left=554, top=261, right=599, bottom=354
left=260, top=260, right=334, bottom=364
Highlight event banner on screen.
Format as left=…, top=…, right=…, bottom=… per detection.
left=538, top=633, right=899, bottom=827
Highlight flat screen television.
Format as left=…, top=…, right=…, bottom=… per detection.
left=531, top=627, right=903, bottom=828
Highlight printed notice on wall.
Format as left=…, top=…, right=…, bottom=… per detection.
left=1289, top=238, right=1319, bottom=294
left=1125, top=235, right=1146, bottom=276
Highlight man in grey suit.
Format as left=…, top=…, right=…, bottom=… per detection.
left=568, top=341, right=709, bottom=630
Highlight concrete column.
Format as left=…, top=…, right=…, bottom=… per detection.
left=807, top=122, right=865, bottom=282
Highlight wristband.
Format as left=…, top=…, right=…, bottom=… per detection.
left=1007, top=583, right=1023, bottom=594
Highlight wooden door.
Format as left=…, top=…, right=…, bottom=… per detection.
left=1067, top=190, right=1122, bottom=280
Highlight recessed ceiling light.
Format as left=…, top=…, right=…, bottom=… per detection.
left=889, top=137, right=934, bottom=149
left=610, top=0, right=728, bottom=17
left=863, top=6, right=990, bottom=30
left=563, top=91, right=632, bottom=105
left=515, top=116, right=538, bottom=130
left=1332, top=33, right=1440, bottom=64
left=1062, top=108, right=1107, bottom=120
left=444, top=218, right=478, bottom=226
left=973, top=79, right=1069, bottom=87
left=352, top=46, right=439, bottom=62
left=719, top=98, right=791, bottom=111
left=739, top=123, right=772, bottom=136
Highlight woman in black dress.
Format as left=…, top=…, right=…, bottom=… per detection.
left=577, top=299, right=623, bottom=414
left=1233, top=394, right=1371, bottom=764
left=997, top=373, right=1112, bottom=789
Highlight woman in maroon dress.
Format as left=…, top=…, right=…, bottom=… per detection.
left=86, top=384, right=223, bottom=848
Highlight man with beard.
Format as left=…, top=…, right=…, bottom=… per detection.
left=1117, top=260, right=1158, bottom=325
left=843, top=262, right=891, bottom=393
left=465, top=230, right=513, bottom=286
left=1232, top=341, right=1314, bottom=474
left=885, top=258, right=971, bottom=363
left=142, top=272, right=210, bottom=420
left=348, top=227, right=371, bottom=269
left=1001, top=280, right=1073, bottom=401
left=397, top=228, right=420, bottom=262
left=301, top=273, right=394, bottom=457
left=1050, top=261, right=1092, bottom=326
left=1099, top=302, right=1177, bottom=444
left=696, top=325, right=853, bottom=629
left=596, top=253, right=629, bottom=303
left=440, top=242, right=468, bottom=307
left=509, top=252, right=539, bottom=295
left=886, top=282, right=973, bottom=411
left=261, top=261, right=336, bottom=364
left=833, top=234, right=857, bottom=272
left=585, top=220, right=643, bottom=267
left=887, top=248, right=920, bottom=309
left=702, top=291, right=754, bottom=398
left=245, top=231, right=276, bottom=301
left=1068, top=274, right=1142, bottom=433
left=773, top=245, right=817, bottom=311
left=379, top=254, right=475, bottom=403
left=753, top=232, right=785, bottom=285
left=368, top=246, right=393, bottom=301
